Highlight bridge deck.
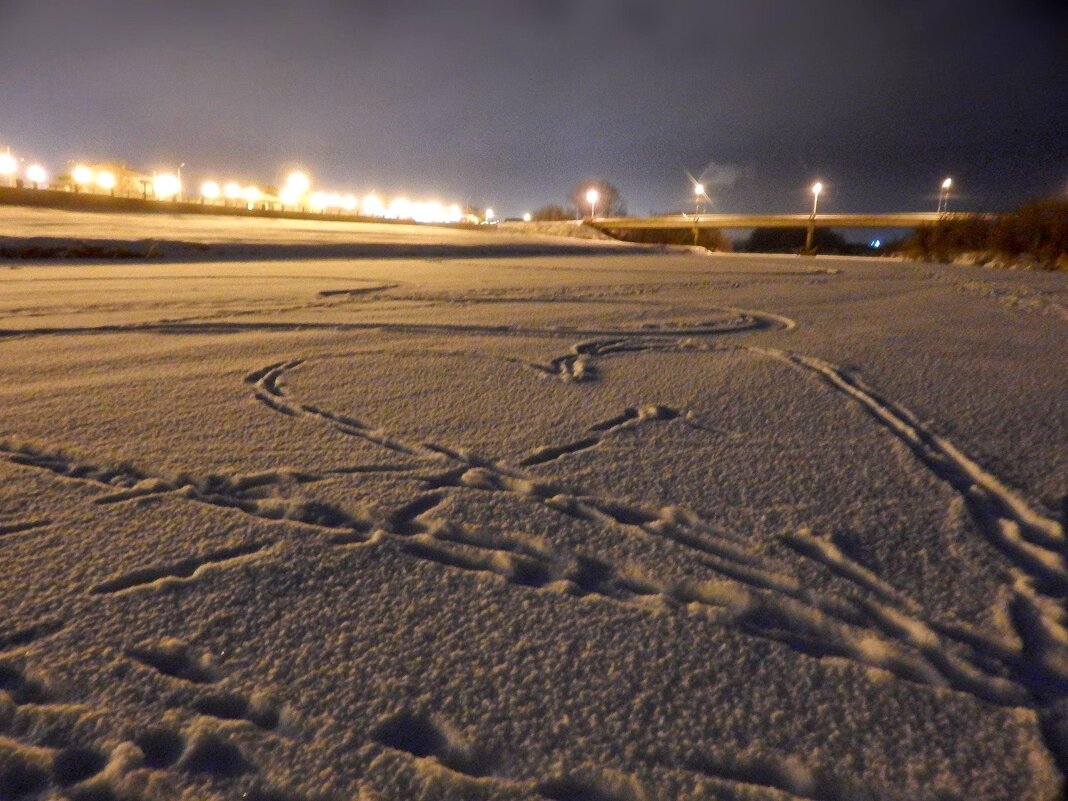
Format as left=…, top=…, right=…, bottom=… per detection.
left=592, top=212, right=982, bottom=230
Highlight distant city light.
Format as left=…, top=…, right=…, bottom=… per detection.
left=285, top=170, right=311, bottom=194
left=26, top=163, right=48, bottom=187
left=153, top=172, right=181, bottom=200
left=523, top=212, right=532, bottom=222
left=0, top=147, right=472, bottom=224
left=72, top=165, right=94, bottom=186
left=362, top=193, right=383, bottom=216
left=96, top=171, right=116, bottom=192
left=0, top=150, right=17, bottom=177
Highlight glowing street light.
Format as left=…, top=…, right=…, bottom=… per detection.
left=96, top=170, right=116, bottom=195
left=805, top=181, right=824, bottom=254
left=201, top=180, right=221, bottom=202
left=285, top=170, right=311, bottom=195
left=694, top=182, right=706, bottom=215
left=223, top=182, right=242, bottom=206
left=72, top=165, right=95, bottom=190
left=362, top=193, right=383, bottom=216
left=242, top=185, right=261, bottom=207
left=0, top=150, right=17, bottom=185
left=523, top=212, right=532, bottom=222
left=585, top=188, right=599, bottom=219
left=281, top=171, right=311, bottom=208
left=341, top=194, right=358, bottom=212
left=26, top=164, right=48, bottom=189
left=938, top=177, right=953, bottom=214
left=484, top=207, right=495, bottom=222
left=153, top=172, right=181, bottom=200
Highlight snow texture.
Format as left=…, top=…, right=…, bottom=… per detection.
left=0, top=208, right=1066, bottom=800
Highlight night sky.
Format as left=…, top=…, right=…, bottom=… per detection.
left=1, top=0, right=1064, bottom=217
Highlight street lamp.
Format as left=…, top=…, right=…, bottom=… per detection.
left=26, top=164, right=47, bottom=189
left=586, top=188, right=599, bottom=219
left=523, top=212, right=532, bottom=222
left=201, top=180, right=221, bottom=203
left=805, top=182, right=823, bottom=254
left=0, top=150, right=17, bottom=186
left=938, top=177, right=952, bottom=214
left=72, top=165, right=95, bottom=192
left=694, top=183, right=705, bottom=215
left=484, top=207, right=495, bottom=222
left=362, top=193, right=383, bottom=216
left=153, top=173, right=181, bottom=200
left=96, top=171, right=116, bottom=196
left=281, top=171, right=311, bottom=209
left=285, top=171, right=310, bottom=194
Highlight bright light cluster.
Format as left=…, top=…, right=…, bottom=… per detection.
left=193, top=169, right=465, bottom=222
left=304, top=187, right=463, bottom=223
left=70, top=164, right=117, bottom=192
left=3, top=147, right=475, bottom=223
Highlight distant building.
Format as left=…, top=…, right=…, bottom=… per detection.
left=53, top=162, right=153, bottom=198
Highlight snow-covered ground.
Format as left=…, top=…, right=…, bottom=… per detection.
left=1, top=209, right=1066, bottom=801
left=0, top=206, right=635, bottom=261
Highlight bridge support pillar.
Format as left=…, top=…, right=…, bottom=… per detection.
left=804, top=218, right=816, bottom=255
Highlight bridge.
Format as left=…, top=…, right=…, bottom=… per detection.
left=590, top=212, right=982, bottom=231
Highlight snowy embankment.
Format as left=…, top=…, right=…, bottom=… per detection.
left=0, top=206, right=647, bottom=262
left=0, top=238, right=1065, bottom=801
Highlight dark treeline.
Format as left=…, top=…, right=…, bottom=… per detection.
left=893, top=198, right=1068, bottom=269
left=605, top=227, right=731, bottom=250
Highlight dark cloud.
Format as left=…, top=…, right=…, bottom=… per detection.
left=0, top=0, right=1064, bottom=214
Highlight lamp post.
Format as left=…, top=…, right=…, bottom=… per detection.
left=176, top=163, right=185, bottom=202
left=72, top=165, right=94, bottom=193
left=201, top=181, right=221, bottom=205
left=96, top=171, right=116, bottom=197
left=26, top=164, right=47, bottom=190
left=938, top=177, right=952, bottom=214
left=694, top=183, right=705, bottom=216
left=586, top=188, right=599, bottom=219
left=805, top=182, right=823, bottom=254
